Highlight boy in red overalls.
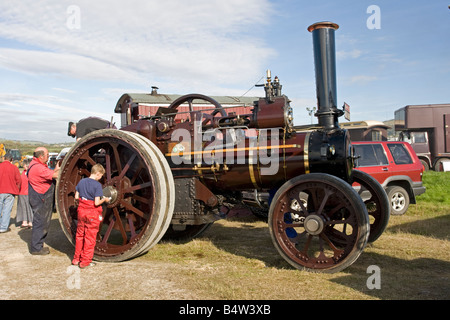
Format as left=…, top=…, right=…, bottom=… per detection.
left=72, top=164, right=110, bottom=268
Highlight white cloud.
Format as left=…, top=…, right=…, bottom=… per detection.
left=0, top=0, right=276, bottom=142
left=0, top=0, right=275, bottom=87
left=0, top=48, right=143, bottom=82
left=52, top=87, right=77, bottom=94
left=0, top=92, right=112, bottom=142
left=337, top=49, right=363, bottom=60
left=347, top=75, right=378, bottom=84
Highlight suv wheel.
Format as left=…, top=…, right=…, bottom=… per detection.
left=386, top=186, right=410, bottom=215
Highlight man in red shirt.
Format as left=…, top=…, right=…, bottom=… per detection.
left=28, top=147, right=60, bottom=255
left=0, top=153, right=21, bottom=233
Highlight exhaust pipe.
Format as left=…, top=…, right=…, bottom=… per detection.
left=308, top=22, right=343, bottom=130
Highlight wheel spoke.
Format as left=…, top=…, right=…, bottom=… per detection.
left=300, top=234, right=313, bottom=256
left=123, top=181, right=153, bottom=193
left=128, top=215, right=137, bottom=238
left=308, top=187, right=323, bottom=214
left=324, top=203, right=345, bottom=218
left=117, top=153, right=137, bottom=181
left=316, top=188, right=333, bottom=216
left=120, top=200, right=146, bottom=219
left=132, top=194, right=151, bottom=205
left=320, top=232, right=345, bottom=257
left=105, top=153, right=112, bottom=182
left=100, top=215, right=115, bottom=245
left=80, top=153, right=96, bottom=167
left=130, top=166, right=143, bottom=185
left=325, top=218, right=350, bottom=225
left=288, top=188, right=308, bottom=214
left=112, top=207, right=128, bottom=245
left=111, top=142, right=122, bottom=175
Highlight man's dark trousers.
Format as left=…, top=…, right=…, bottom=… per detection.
left=29, top=184, right=55, bottom=253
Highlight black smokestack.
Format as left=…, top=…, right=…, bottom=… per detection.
left=308, top=22, right=342, bottom=130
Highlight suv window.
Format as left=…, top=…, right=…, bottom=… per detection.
left=354, top=144, right=388, bottom=167
left=387, top=143, right=413, bottom=165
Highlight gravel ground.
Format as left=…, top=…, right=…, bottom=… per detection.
left=0, top=200, right=194, bottom=300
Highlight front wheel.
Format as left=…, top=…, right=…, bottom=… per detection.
left=349, top=170, right=390, bottom=243
left=268, top=173, right=370, bottom=273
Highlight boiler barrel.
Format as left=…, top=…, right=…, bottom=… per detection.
left=207, top=131, right=310, bottom=190
left=167, top=128, right=352, bottom=191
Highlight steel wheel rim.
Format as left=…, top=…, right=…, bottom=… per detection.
left=56, top=130, right=160, bottom=259
left=350, top=170, right=390, bottom=243
left=270, top=178, right=365, bottom=271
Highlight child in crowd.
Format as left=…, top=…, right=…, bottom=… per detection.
left=16, top=159, right=33, bottom=228
left=72, top=164, right=110, bottom=268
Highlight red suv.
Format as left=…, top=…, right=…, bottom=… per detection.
left=353, top=141, right=426, bottom=215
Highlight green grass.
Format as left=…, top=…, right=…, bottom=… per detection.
left=391, top=171, right=450, bottom=240
left=139, top=171, right=450, bottom=300
left=416, top=171, right=450, bottom=206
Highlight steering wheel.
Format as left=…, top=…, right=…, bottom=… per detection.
left=167, top=93, right=228, bottom=127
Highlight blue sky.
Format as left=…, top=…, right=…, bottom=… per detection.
left=0, top=0, right=448, bottom=143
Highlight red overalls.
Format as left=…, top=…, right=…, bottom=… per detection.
left=72, top=199, right=103, bottom=267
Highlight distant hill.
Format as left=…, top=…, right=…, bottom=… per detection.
left=19, top=140, right=48, bottom=145
left=0, top=138, right=74, bottom=156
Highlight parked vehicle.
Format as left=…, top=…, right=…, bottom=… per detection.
left=56, top=147, right=71, bottom=161
left=0, top=145, right=26, bottom=167
left=353, top=141, right=425, bottom=215
left=47, top=152, right=58, bottom=169
left=395, top=104, right=450, bottom=171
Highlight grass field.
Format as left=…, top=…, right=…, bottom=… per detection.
left=142, top=171, right=450, bottom=300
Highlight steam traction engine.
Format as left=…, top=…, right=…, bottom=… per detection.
left=56, top=22, right=389, bottom=273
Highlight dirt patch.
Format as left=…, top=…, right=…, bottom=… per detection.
left=0, top=201, right=195, bottom=300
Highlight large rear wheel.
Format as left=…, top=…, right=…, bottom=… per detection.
left=56, top=129, right=175, bottom=262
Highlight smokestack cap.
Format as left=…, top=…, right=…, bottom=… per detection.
left=307, top=21, right=339, bottom=32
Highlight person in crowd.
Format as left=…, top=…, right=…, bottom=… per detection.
left=16, top=159, right=33, bottom=229
left=28, top=147, right=60, bottom=255
left=68, top=117, right=115, bottom=141
left=0, top=153, right=21, bottom=233
left=72, top=164, right=110, bottom=268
